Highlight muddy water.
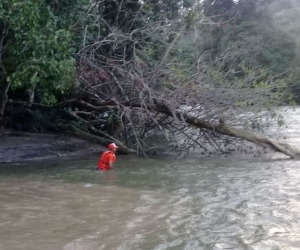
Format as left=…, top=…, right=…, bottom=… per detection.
left=1, top=108, right=300, bottom=250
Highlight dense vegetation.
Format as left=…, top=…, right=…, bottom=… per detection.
left=1, top=0, right=300, bottom=156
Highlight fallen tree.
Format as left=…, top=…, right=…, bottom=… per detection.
left=2, top=0, right=299, bottom=159
left=7, top=98, right=300, bottom=158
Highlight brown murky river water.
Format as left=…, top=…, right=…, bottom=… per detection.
left=1, top=108, right=300, bottom=250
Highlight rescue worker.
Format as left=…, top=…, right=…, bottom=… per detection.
left=97, top=143, right=119, bottom=170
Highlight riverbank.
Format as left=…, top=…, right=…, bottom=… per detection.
left=0, top=130, right=287, bottom=164
left=0, top=132, right=106, bottom=164
left=2, top=105, right=298, bottom=164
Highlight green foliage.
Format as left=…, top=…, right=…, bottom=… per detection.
left=1, top=0, right=300, bottom=109
left=272, top=7, right=300, bottom=101
left=219, top=21, right=297, bottom=75
left=1, top=0, right=76, bottom=104
left=194, top=0, right=300, bottom=103
left=144, top=0, right=192, bottom=21
left=202, top=0, right=235, bottom=21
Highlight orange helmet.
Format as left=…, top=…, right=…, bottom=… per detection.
left=108, top=143, right=119, bottom=150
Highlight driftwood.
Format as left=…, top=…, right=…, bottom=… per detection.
left=6, top=100, right=135, bottom=155
left=181, top=113, right=300, bottom=159
left=71, top=99, right=300, bottom=159
left=7, top=99, right=300, bottom=159
left=67, top=125, right=135, bottom=155
left=64, top=110, right=135, bottom=154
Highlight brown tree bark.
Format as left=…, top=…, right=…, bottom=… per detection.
left=67, top=125, right=135, bottom=155
left=8, top=99, right=300, bottom=159
left=76, top=99, right=300, bottom=159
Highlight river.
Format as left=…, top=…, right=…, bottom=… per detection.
left=0, top=108, right=300, bottom=250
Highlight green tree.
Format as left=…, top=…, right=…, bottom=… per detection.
left=202, top=0, right=235, bottom=22
left=219, top=22, right=297, bottom=75
left=0, top=0, right=76, bottom=110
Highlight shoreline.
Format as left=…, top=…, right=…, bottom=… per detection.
left=0, top=130, right=290, bottom=165
left=0, top=132, right=106, bottom=164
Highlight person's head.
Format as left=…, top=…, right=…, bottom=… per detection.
left=108, top=143, right=119, bottom=153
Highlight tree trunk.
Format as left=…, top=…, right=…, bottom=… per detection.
left=0, top=20, right=10, bottom=125
left=67, top=125, right=135, bottom=155
left=75, top=99, right=300, bottom=159
left=63, top=109, right=134, bottom=153
left=178, top=112, right=300, bottom=159
left=0, top=81, right=10, bottom=124
left=28, top=83, right=36, bottom=106
left=9, top=99, right=300, bottom=159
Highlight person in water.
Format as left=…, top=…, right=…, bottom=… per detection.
left=97, top=143, right=119, bottom=170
